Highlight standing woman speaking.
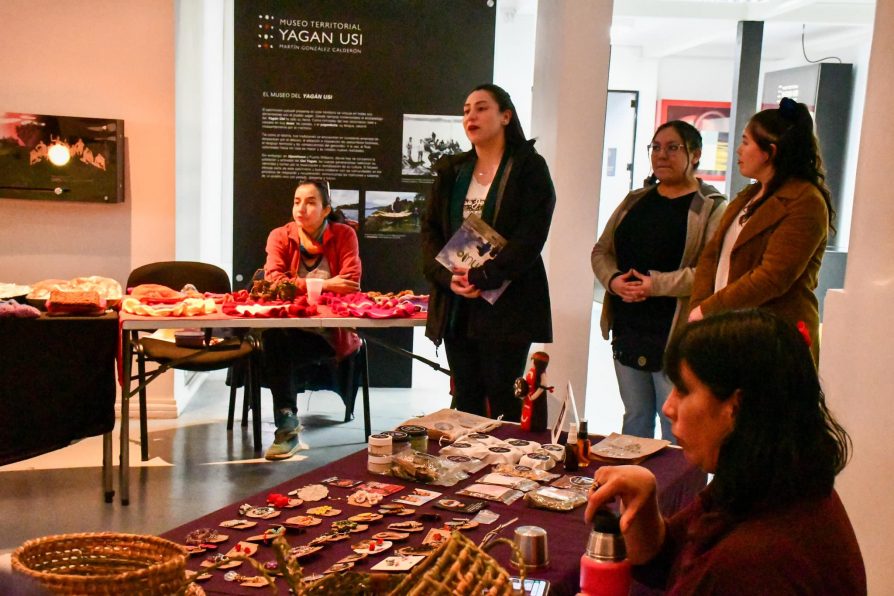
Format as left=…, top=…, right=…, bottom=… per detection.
left=689, top=98, right=833, bottom=362
left=422, top=84, right=556, bottom=421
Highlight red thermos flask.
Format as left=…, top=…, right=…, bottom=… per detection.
left=580, top=509, right=632, bottom=596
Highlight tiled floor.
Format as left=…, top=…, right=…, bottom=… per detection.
left=0, top=378, right=453, bottom=556
left=0, top=311, right=625, bottom=559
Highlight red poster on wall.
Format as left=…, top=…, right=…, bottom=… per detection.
left=657, top=100, right=730, bottom=181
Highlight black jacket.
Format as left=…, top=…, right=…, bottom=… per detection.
left=421, top=139, right=555, bottom=344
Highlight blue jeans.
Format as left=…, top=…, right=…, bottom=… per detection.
left=613, top=360, right=676, bottom=443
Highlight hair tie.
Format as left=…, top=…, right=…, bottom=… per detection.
left=796, top=321, right=812, bottom=348
left=779, top=97, right=798, bottom=122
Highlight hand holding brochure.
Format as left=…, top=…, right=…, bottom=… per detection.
left=435, top=214, right=509, bottom=304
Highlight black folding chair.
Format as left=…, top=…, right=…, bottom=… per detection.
left=125, top=261, right=261, bottom=460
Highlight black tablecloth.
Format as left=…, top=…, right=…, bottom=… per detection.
left=162, top=426, right=705, bottom=595
left=0, top=313, right=118, bottom=466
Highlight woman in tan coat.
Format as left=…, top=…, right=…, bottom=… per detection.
left=689, top=98, right=833, bottom=362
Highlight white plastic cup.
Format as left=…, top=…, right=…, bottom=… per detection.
left=306, top=277, right=324, bottom=305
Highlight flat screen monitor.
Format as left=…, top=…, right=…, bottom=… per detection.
left=0, top=112, right=125, bottom=203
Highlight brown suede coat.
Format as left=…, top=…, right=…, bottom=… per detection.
left=690, top=178, right=828, bottom=360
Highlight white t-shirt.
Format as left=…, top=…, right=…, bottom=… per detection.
left=464, top=178, right=490, bottom=220
left=714, top=205, right=749, bottom=292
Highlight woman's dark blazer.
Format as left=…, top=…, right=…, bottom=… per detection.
left=421, top=140, right=555, bottom=345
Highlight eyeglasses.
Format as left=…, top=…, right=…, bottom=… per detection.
left=647, top=143, right=684, bottom=156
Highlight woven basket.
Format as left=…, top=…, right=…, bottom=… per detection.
left=389, top=531, right=521, bottom=596
left=11, top=532, right=189, bottom=595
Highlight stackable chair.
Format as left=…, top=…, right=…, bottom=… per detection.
left=231, top=341, right=368, bottom=424
left=125, top=261, right=261, bottom=460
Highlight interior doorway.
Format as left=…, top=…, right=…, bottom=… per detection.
left=597, top=90, right=638, bottom=235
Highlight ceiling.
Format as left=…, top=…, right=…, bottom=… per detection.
left=611, top=0, right=877, bottom=60
left=497, top=0, right=877, bottom=61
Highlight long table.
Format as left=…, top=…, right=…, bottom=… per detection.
left=117, top=308, right=427, bottom=505
left=161, top=425, right=706, bottom=596
left=0, top=313, right=118, bottom=472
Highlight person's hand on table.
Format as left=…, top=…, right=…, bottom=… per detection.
left=322, top=275, right=360, bottom=294
left=450, top=266, right=481, bottom=299
left=585, top=465, right=665, bottom=564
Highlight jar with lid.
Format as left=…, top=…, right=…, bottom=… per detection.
left=380, top=430, right=411, bottom=454
left=367, top=433, right=393, bottom=475
left=397, top=425, right=429, bottom=452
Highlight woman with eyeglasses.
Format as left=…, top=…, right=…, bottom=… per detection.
left=421, top=83, right=555, bottom=421
left=688, top=98, right=833, bottom=363
left=592, top=121, right=726, bottom=441
left=260, top=179, right=361, bottom=460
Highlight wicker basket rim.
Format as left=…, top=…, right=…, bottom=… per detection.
left=11, top=532, right=186, bottom=589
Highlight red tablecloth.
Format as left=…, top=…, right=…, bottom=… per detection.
left=161, top=427, right=705, bottom=595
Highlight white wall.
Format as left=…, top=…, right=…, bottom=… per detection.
left=0, top=0, right=175, bottom=285
left=176, top=0, right=230, bottom=269
left=820, top=1, right=894, bottom=591
left=494, top=0, right=538, bottom=135
left=0, top=0, right=178, bottom=415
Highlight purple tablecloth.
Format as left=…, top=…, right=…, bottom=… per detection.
left=162, top=427, right=705, bottom=595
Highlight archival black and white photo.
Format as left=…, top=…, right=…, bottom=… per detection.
left=331, top=188, right=360, bottom=230
left=401, top=114, right=470, bottom=176
left=363, top=190, right=426, bottom=236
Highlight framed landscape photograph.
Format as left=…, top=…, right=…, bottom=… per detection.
left=0, top=112, right=124, bottom=203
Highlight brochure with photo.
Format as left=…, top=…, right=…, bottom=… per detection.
left=357, top=481, right=405, bottom=496
left=435, top=214, right=509, bottom=305
left=589, top=433, right=670, bottom=464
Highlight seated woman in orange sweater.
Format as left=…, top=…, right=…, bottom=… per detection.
left=261, top=179, right=361, bottom=460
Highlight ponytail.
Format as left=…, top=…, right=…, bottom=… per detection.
left=742, top=98, right=834, bottom=230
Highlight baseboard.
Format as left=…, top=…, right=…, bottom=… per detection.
left=114, top=370, right=210, bottom=419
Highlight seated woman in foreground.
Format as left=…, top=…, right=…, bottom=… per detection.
left=262, top=178, right=361, bottom=461
left=585, top=309, right=865, bottom=595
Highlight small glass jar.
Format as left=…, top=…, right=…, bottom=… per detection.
left=367, top=453, right=392, bottom=475
left=397, top=425, right=429, bottom=453
left=381, top=430, right=411, bottom=454
left=368, top=433, right=393, bottom=457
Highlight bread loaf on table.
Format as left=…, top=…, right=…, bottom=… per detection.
left=47, top=289, right=105, bottom=314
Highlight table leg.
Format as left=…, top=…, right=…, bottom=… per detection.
left=250, top=351, right=262, bottom=453
left=103, top=431, right=114, bottom=503
left=361, top=340, right=371, bottom=440
left=120, top=330, right=132, bottom=506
